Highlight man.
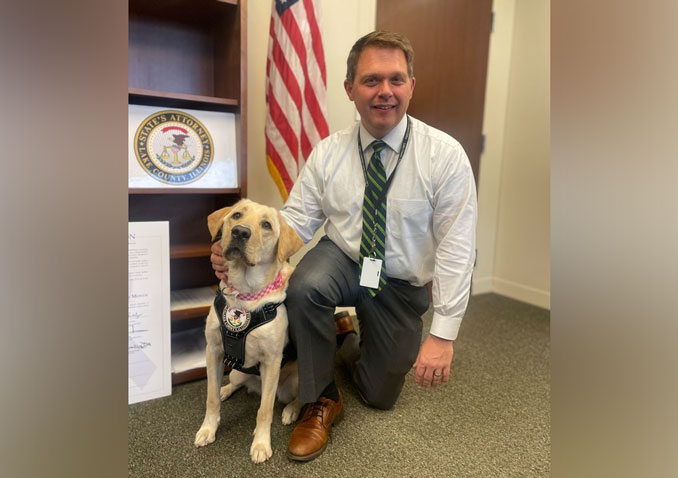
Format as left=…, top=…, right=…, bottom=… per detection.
left=211, top=31, right=476, bottom=462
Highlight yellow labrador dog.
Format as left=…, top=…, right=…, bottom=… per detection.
left=194, top=199, right=304, bottom=463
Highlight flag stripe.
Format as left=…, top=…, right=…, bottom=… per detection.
left=268, top=86, right=300, bottom=164
left=269, top=18, right=315, bottom=163
left=279, top=7, right=330, bottom=138
left=270, top=25, right=303, bottom=115
left=282, top=7, right=325, bottom=151
left=266, top=137, right=294, bottom=193
left=270, top=13, right=320, bottom=142
left=265, top=117, right=297, bottom=179
left=266, top=0, right=328, bottom=199
left=303, top=0, right=326, bottom=85
left=292, top=3, right=328, bottom=118
left=300, top=130, right=313, bottom=159
left=270, top=40, right=316, bottom=162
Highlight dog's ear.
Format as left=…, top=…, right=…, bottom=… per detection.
left=207, top=206, right=232, bottom=241
left=277, top=213, right=303, bottom=262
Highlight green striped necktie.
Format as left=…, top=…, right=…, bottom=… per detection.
left=360, top=140, right=388, bottom=296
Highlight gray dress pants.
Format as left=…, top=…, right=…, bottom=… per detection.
left=286, top=237, right=430, bottom=410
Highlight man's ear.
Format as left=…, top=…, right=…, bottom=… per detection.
left=277, top=213, right=303, bottom=263
left=344, top=78, right=354, bottom=101
left=207, top=207, right=232, bottom=241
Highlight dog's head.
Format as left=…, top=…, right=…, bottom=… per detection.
left=207, top=199, right=303, bottom=267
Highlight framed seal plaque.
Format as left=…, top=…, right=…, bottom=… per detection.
left=129, top=105, right=238, bottom=189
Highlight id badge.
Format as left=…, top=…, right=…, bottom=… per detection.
left=360, top=257, right=382, bottom=288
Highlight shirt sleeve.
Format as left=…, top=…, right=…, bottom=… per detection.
left=279, top=144, right=328, bottom=244
left=428, top=143, right=478, bottom=341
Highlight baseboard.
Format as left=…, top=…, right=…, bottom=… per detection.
left=492, top=277, right=550, bottom=310
left=471, top=276, right=493, bottom=295
left=340, top=277, right=549, bottom=311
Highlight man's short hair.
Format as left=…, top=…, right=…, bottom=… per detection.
left=346, top=31, right=415, bottom=84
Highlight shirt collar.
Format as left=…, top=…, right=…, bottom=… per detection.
left=359, top=115, right=409, bottom=154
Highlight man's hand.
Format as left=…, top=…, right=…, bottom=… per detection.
left=210, top=242, right=228, bottom=282
left=413, top=334, right=454, bottom=388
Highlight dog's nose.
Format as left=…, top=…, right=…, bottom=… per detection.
left=231, top=225, right=251, bottom=241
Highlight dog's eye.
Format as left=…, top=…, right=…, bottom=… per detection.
left=231, top=212, right=242, bottom=220
left=261, top=220, right=272, bottom=230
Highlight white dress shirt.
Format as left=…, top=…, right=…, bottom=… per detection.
left=281, top=115, right=477, bottom=340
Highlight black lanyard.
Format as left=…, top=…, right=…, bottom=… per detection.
left=358, top=116, right=412, bottom=257
left=357, top=115, right=412, bottom=208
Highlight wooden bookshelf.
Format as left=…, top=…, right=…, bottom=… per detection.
left=170, top=244, right=213, bottom=260
left=129, top=0, right=247, bottom=384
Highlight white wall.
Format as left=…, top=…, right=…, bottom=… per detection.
left=475, top=0, right=551, bottom=309
left=493, top=0, right=550, bottom=308
left=474, top=0, right=517, bottom=296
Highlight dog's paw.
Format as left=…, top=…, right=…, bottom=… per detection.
left=282, top=400, right=303, bottom=425
left=220, top=384, right=234, bottom=401
left=194, top=427, right=216, bottom=447
left=250, top=440, right=273, bottom=463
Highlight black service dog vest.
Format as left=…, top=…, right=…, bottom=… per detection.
left=214, top=290, right=294, bottom=375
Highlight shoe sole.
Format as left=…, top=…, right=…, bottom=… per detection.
left=287, top=408, right=344, bottom=462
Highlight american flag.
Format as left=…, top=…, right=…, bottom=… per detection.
left=265, top=0, right=329, bottom=200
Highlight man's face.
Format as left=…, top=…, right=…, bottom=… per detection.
left=344, top=46, right=415, bottom=138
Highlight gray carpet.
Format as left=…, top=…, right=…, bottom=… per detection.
left=129, top=293, right=550, bottom=477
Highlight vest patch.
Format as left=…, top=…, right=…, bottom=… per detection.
left=224, top=307, right=251, bottom=333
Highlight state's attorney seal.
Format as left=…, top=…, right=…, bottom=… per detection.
left=133, top=110, right=214, bottom=184
left=224, top=307, right=251, bottom=333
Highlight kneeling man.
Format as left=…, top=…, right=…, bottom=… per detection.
left=212, top=30, right=477, bottom=462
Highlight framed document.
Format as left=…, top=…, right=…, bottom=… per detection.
left=128, top=221, right=171, bottom=404
left=128, top=105, right=238, bottom=189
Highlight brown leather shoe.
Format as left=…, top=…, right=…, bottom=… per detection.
left=287, top=388, right=344, bottom=462
left=334, top=311, right=355, bottom=336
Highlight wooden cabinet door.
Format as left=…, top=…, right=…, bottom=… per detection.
left=377, top=0, right=493, bottom=183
